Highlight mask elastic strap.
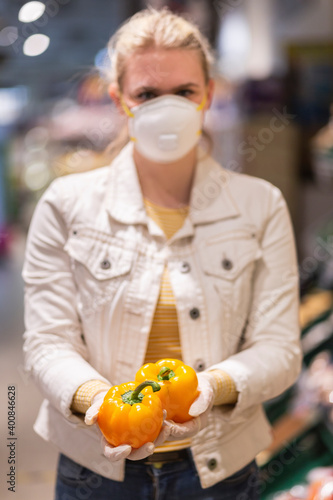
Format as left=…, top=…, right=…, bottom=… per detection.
left=196, top=92, right=207, bottom=111
left=119, top=93, right=134, bottom=118
left=119, top=93, right=137, bottom=142
left=196, top=93, right=207, bottom=136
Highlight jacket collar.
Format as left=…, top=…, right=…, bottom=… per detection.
left=106, top=142, right=240, bottom=237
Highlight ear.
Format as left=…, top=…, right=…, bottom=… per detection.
left=108, top=84, right=126, bottom=115
left=205, top=78, right=215, bottom=110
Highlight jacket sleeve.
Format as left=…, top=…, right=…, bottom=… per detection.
left=22, top=178, right=110, bottom=421
left=208, top=186, right=302, bottom=419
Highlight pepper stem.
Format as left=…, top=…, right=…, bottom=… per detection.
left=121, top=380, right=161, bottom=405
left=157, top=367, right=175, bottom=381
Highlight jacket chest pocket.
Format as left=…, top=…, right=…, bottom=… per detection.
left=64, top=230, right=135, bottom=317
left=199, top=230, right=262, bottom=282
left=198, top=230, right=262, bottom=333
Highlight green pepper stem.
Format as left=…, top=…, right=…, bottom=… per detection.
left=132, top=380, right=161, bottom=399
left=121, top=380, right=161, bottom=405
left=157, top=367, right=175, bottom=381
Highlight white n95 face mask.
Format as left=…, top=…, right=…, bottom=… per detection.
left=121, top=94, right=206, bottom=163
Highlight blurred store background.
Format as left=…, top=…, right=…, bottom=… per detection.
left=0, top=0, right=333, bottom=499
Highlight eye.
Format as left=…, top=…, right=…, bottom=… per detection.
left=137, top=91, right=156, bottom=101
left=176, top=89, right=194, bottom=97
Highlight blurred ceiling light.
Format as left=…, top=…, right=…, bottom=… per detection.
left=23, top=161, right=50, bottom=191
left=218, top=10, right=251, bottom=80
left=0, top=87, right=28, bottom=125
left=23, top=34, right=50, bottom=56
left=0, top=26, right=18, bottom=47
left=18, top=2, right=46, bottom=23
left=245, top=0, right=274, bottom=79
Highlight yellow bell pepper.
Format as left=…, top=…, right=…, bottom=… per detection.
left=97, top=380, right=164, bottom=448
left=135, top=358, right=199, bottom=423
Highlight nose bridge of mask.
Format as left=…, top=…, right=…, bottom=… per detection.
left=119, top=91, right=207, bottom=116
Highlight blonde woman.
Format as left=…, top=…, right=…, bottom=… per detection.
left=22, top=7, right=302, bottom=500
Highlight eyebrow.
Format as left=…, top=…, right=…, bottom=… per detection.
left=135, top=82, right=200, bottom=93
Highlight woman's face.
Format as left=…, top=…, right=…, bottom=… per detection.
left=111, top=47, right=214, bottom=112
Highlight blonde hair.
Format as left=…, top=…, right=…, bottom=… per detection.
left=107, top=7, right=215, bottom=89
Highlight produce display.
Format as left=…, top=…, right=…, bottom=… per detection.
left=97, top=380, right=164, bottom=448
left=135, top=358, right=199, bottom=423
left=272, top=466, right=333, bottom=499
left=307, top=476, right=333, bottom=500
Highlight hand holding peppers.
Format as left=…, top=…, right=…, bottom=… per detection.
left=165, top=372, right=215, bottom=440
left=135, top=360, right=215, bottom=440
left=97, top=380, right=164, bottom=449
left=85, top=358, right=215, bottom=459
left=135, top=358, right=200, bottom=423
left=85, top=380, right=171, bottom=461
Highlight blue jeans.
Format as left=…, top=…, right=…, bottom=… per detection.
left=54, top=451, right=260, bottom=500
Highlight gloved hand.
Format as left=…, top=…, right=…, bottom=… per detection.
left=85, top=391, right=171, bottom=461
left=84, top=389, right=109, bottom=426
left=165, top=372, right=215, bottom=440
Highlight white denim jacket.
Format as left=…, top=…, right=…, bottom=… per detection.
left=22, top=142, right=302, bottom=489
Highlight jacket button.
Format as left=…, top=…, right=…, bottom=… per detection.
left=180, top=261, right=191, bottom=273
left=100, top=259, right=111, bottom=270
left=222, top=258, right=233, bottom=270
left=194, top=359, right=205, bottom=372
left=189, top=307, right=200, bottom=320
left=207, top=458, right=217, bottom=471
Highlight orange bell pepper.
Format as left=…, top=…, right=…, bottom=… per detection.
left=97, top=380, right=164, bottom=449
left=135, top=358, right=199, bottom=423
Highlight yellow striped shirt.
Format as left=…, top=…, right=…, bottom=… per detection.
left=143, top=197, right=188, bottom=364
left=143, top=265, right=183, bottom=362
